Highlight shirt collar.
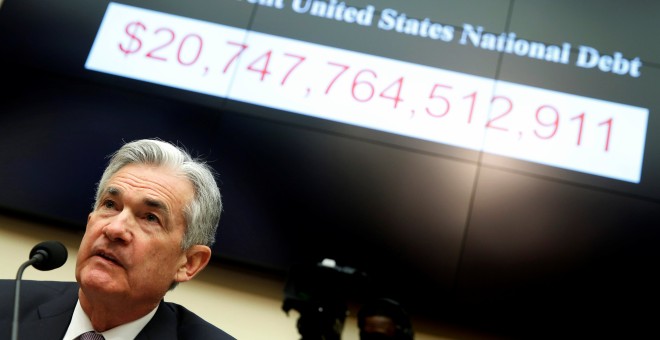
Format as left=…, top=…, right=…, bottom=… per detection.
left=63, top=299, right=158, bottom=340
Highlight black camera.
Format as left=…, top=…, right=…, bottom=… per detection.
left=282, top=259, right=368, bottom=340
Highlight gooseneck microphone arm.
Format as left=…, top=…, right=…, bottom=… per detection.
left=12, top=252, right=46, bottom=340
left=11, top=241, right=68, bottom=340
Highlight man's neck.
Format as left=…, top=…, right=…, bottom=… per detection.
left=77, top=288, right=160, bottom=331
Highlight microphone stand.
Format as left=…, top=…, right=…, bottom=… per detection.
left=12, top=250, right=46, bottom=340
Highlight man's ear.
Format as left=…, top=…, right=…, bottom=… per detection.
left=175, top=245, right=212, bottom=283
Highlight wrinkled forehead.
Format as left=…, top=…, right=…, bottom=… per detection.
left=107, top=164, right=194, bottom=206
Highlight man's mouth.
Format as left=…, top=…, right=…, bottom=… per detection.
left=96, top=251, right=122, bottom=267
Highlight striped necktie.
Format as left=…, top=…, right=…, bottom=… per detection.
left=79, top=331, right=105, bottom=340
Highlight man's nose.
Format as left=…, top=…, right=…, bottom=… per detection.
left=103, top=210, right=134, bottom=243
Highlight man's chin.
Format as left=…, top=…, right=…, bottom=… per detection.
left=79, top=268, right=127, bottom=294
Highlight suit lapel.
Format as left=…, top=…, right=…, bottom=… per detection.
left=134, top=301, right=177, bottom=340
left=17, top=282, right=78, bottom=340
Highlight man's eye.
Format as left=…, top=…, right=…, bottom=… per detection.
left=102, top=200, right=115, bottom=209
left=146, top=213, right=160, bottom=223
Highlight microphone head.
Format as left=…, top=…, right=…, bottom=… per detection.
left=29, top=240, right=68, bottom=271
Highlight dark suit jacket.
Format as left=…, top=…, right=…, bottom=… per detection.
left=0, top=280, right=236, bottom=339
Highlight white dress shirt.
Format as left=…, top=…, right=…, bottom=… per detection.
left=62, top=300, right=157, bottom=340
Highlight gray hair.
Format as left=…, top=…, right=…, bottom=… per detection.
left=94, top=138, right=222, bottom=249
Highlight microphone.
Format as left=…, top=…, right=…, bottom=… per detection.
left=12, top=241, right=68, bottom=340
left=27, top=240, right=68, bottom=271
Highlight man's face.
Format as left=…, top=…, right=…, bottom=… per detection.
left=76, top=163, right=194, bottom=305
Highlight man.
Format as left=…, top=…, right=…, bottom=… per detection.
left=357, top=298, right=414, bottom=340
left=0, top=138, right=235, bottom=339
